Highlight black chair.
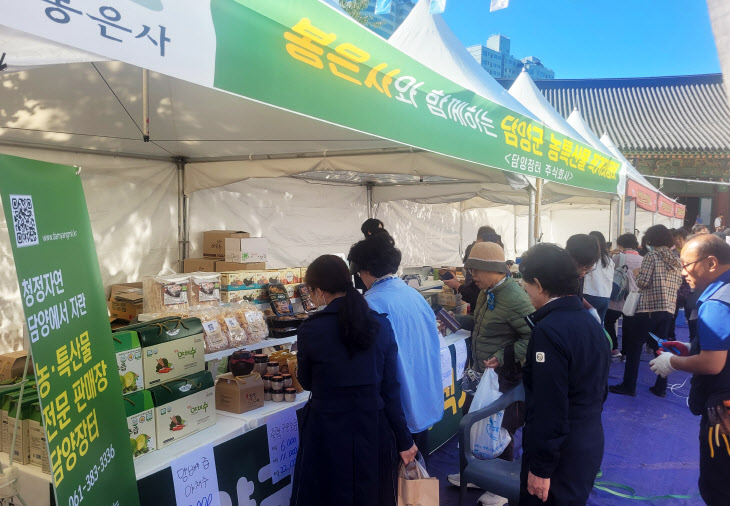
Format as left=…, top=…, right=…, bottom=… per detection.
left=458, top=382, right=525, bottom=505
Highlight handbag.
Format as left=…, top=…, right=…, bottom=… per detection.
left=623, top=291, right=641, bottom=317
left=398, top=456, right=439, bottom=506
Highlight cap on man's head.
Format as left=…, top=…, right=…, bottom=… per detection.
left=464, top=242, right=509, bottom=274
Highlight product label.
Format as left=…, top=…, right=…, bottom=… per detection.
left=202, top=321, right=227, bottom=348
left=127, top=409, right=156, bottom=460
left=224, top=318, right=242, bottom=333
left=142, top=334, right=205, bottom=388
left=155, top=389, right=216, bottom=449
left=116, top=348, right=144, bottom=394
left=197, top=282, right=221, bottom=303
left=163, top=283, right=189, bottom=306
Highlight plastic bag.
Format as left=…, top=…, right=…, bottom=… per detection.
left=468, top=368, right=511, bottom=459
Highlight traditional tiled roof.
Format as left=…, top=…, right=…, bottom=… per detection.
left=498, top=74, right=730, bottom=154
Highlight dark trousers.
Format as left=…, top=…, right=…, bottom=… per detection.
left=604, top=309, right=622, bottom=351
left=584, top=294, right=609, bottom=324
left=699, top=416, right=730, bottom=505
left=620, top=312, right=672, bottom=394
left=412, top=430, right=429, bottom=468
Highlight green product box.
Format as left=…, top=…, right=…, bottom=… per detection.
left=29, top=402, right=50, bottom=473
left=114, top=331, right=144, bottom=394
left=7, top=397, right=36, bottom=464
left=135, top=318, right=206, bottom=389
left=149, top=371, right=216, bottom=450
left=124, top=390, right=156, bottom=460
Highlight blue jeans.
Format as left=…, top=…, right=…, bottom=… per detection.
left=583, top=295, right=609, bottom=324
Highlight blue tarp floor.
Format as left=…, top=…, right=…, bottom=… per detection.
left=432, top=317, right=703, bottom=505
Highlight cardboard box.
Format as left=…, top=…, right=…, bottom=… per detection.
left=150, top=371, right=216, bottom=450
left=221, top=270, right=277, bottom=289
left=221, top=289, right=267, bottom=304
left=215, top=261, right=265, bottom=272
left=0, top=352, right=32, bottom=381
left=7, top=397, right=35, bottom=465
left=0, top=380, right=35, bottom=453
left=114, top=331, right=144, bottom=394
left=437, top=290, right=461, bottom=307
left=29, top=402, right=50, bottom=473
left=215, top=373, right=264, bottom=414
left=277, top=268, right=302, bottom=285
left=224, top=238, right=268, bottom=264
left=3, top=392, right=37, bottom=456
left=137, top=318, right=206, bottom=389
left=203, top=230, right=250, bottom=258
left=125, top=390, right=156, bottom=460
left=108, top=282, right=144, bottom=321
left=183, top=258, right=218, bottom=273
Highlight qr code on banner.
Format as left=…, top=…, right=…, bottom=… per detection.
left=9, top=195, right=39, bottom=248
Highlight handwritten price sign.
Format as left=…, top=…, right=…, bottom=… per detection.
left=266, top=407, right=299, bottom=484
left=171, top=444, right=221, bottom=506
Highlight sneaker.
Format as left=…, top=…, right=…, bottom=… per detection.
left=478, top=491, right=508, bottom=505
left=611, top=349, right=622, bottom=359
left=447, top=473, right=480, bottom=489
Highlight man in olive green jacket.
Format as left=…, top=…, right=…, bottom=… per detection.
left=463, top=242, right=535, bottom=377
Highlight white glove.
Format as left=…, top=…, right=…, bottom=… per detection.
left=649, top=352, right=675, bottom=378
left=588, top=308, right=601, bottom=323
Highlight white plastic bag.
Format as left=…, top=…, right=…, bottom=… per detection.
left=623, top=291, right=641, bottom=317
left=469, top=368, right=511, bottom=459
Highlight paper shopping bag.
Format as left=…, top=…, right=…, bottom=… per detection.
left=397, top=460, right=439, bottom=506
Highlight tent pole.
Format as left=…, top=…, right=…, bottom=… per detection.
left=459, top=201, right=464, bottom=259
left=177, top=158, right=188, bottom=269
left=528, top=189, right=535, bottom=248
left=366, top=183, right=374, bottom=219
left=534, top=178, right=543, bottom=244
left=142, top=69, right=150, bottom=142
left=619, top=196, right=626, bottom=238
left=513, top=205, right=518, bottom=259
left=608, top=199, right=613, bottom=242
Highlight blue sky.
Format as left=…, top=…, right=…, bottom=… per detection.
left=441, top=0, right=721, bottom=79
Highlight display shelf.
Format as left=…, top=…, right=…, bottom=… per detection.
left=204, top=335, right=297, bottom=362
left=218, top=391, right=309, bottom=429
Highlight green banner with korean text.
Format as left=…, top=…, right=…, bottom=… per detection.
left=211, top=0, right=620, bottom=193
left=0, top=155, right=139, bottom=506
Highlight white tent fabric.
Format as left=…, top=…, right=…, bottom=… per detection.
left=509, top=71, right=583, bottom=140
left=0, top=146, right=177, bottom=352
left=0, top=26, right=104, bottom=72
left=388, top=0, right=538, bottom=121
left=708, top=0, right=730, bottom=109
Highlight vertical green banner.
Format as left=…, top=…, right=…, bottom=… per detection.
left=0, top=155, right=139, bottom=506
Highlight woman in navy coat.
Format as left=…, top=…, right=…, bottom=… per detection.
left=518, top=244, right=610, bottom=505
left=290, top=255, right=417, bottom=506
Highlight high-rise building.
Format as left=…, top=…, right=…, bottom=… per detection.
left=467, top=34, right=555, bottom=80
left=355, top=0, right=416, bottom=39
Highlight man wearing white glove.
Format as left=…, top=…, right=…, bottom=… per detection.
left=649, top=235, right=730, bottom=505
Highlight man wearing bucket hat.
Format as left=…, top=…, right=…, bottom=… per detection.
left=448, top=242, right=535, bottom=505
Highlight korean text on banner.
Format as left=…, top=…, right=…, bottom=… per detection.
left=0, top=0, right=621, bottom=194
left=0, top=154, right=139, bottom=506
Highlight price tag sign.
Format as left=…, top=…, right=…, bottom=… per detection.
left=454, top=340, right=468, bottom=381
left=441, top=348, right=452, bottom=390
left=266, top=407, right=299, bottom=484
left=171, top=444, right=221, bottom=506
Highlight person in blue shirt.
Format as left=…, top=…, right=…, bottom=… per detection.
left=348, top=232, right=444, bottom=465
left=650, top=234, right=730, bottom=506
left=290, top=255, right=417, bottom=506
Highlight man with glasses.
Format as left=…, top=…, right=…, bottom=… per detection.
left=650, top=234, right=730, bottom=505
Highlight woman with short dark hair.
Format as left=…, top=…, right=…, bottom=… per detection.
left=582, top=231, right=615, bottom=324
left=290, top=255, right=416, bottom=506
left=360, top=218, right=385, bottom=237
left=348, top=233, right=443, bottom=463
left=517, top=243, right=610, bottom=505
left=610, top=225, right=682, bottom=398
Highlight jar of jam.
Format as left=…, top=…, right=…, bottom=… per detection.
left=282, top=373, right=293, bottom=388
left=271, top=375, right=284, bottom=391
left=262, top=374, right=273, bottom=390
left=267, top=361, right=280, bottom=375
left=254, top=354, right=269, bottom=376
left=272, top=390, right=284, bottom=402
left=284, top=388, right=297, bottom=402
left=264, top=388, right=272, bottom=401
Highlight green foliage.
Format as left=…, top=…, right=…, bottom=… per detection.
left=339, top=0, right=385, bottom=29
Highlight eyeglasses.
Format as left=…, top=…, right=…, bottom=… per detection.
left=681, top=257, right=709, bottom=270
